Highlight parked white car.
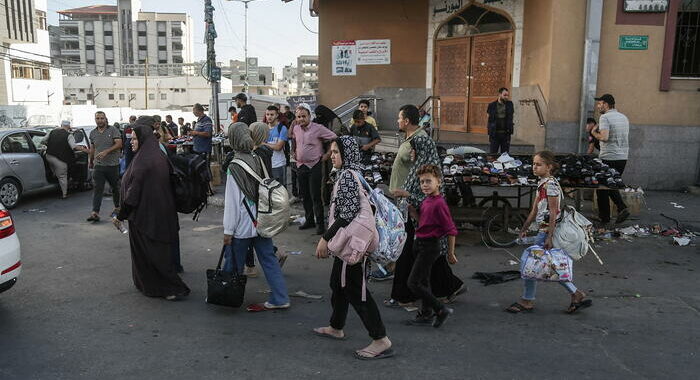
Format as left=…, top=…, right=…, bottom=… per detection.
left=0, top=201, right=20, bottom=293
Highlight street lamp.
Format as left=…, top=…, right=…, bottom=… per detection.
left=226, top=0, right=264, bottom=94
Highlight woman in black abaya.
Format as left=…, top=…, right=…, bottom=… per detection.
left=116, top=116, right=190, bottom=300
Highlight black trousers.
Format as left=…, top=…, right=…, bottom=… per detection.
left=489, top=133, right=511, bottom=154
left=329, top=258, right=386, bottom=340
left=408, top=237, right=445, bottom=316
left=298, top=162, right=324, bottom=226
left=390, top=218, right=464, bottom=303
left=92, top=165, right=120, bottom=213
left=291, top=164, right=299, bottom=197
left=596, top=159, right=628, bottom=223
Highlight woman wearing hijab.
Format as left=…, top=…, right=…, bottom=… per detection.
left=313, top=105, right=347, bottom=206
left=249, top=122, right=273, bottom=175
left=116, top=116, right=190, bottom=300
left=223, top=122, right=290, bottom=309
left=313, top=136, right=393, bottom=360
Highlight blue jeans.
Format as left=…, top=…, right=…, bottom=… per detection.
left=271, top=166, right=287, bottom=189
left=224, top=237, right=289, bottom=306
left=521, top=232, right=577, bottom=301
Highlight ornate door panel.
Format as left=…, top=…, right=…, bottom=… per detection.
left=435, top=38, right=470, bottom=133
left=468, top=32, right=513, bottom=134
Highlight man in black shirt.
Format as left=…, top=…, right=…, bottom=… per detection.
left=349, top=110, right=381, bottom=164
left=165, top=115, right=178, bottom=137
left=486, top=87, right=514, bottom=154
left=235, top=93, right=257, bottom=126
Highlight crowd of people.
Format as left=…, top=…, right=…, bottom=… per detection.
left=38, top=93, right=612, bottom=360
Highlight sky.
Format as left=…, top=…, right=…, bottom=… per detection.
left=47, top=0, right=319, bottom=73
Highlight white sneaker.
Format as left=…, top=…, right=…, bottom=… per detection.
left=264, top=301, right=290, bottom=309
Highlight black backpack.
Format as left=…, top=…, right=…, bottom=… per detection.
left=277, top=124, right=291, bottom=167
left=169, top=153, right=212, bottom=220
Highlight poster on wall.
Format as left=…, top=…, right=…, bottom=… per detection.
left=356, top=39, right=391, bottom=65
left=332, top=40, right=357, bottom=76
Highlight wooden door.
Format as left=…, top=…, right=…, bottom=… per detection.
left=468, top=32, right=513, bottom=134
left=434, top=38, right=470, bottom=133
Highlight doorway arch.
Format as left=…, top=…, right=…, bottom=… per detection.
left=433, top=2, right=514, bottom=134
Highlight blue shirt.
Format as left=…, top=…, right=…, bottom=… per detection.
left=193, top=115, right=213, bottom=154
left=267, top=123, right=288, bottom=168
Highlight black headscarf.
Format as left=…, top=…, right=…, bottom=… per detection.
left=332, top=136, right=361, bottom=222
left=313, top=105, right=340, bottom=129
left=120, top=116, right=178, bottom=243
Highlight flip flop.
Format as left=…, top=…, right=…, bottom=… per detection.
left=505, top=302, right=534, bottom=314
left=246, top=303, right=267, bottom=312
left=567, top=299, right=593, bottom=314
left=354, top=348, right=395, bottom=361
left=312, top=329, right=347, bottom=341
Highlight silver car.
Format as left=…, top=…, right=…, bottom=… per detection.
left=0, top=129, right=91, bottom=209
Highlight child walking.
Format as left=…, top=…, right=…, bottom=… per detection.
left=405, top=164, right=458, bottom=328
left=506, top=151, right=592, bottom=314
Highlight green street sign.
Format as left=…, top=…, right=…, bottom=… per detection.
left=619, top=35, right=648, bottom=50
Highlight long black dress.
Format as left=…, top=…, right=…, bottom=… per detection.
left=118, top=118, right=190, bottom=298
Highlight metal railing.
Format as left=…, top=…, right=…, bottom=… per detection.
left=332, top=95, right=382, bottom=126
left=419, top=96, right=441, bottom=141
left=518, top=99, right=545, bottom=128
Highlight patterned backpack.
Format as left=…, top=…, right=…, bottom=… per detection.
left=357, top=177, right=407, bottom=265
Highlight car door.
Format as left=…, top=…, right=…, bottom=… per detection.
left=1, top=132, right=47, bottom=190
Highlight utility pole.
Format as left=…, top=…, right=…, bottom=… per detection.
left=144, top=56, right=149, bottom=109
left=205, top=0, right=221, bottom=133
left=228, top=0, right=258, bottom=94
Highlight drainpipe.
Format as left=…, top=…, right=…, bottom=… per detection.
left=577, top=0, right=604, bottom=153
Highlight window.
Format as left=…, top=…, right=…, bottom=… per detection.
left=86, top=60, right=95, bottom=64
left=159, top=60, right=167, bottom=64
left=108, top=94, right=115, bottom=100
left=105, top=45, right=113, bottom=50
left=119, top=93, right=125, bottom=100
left=105, top=59, right=114, bottom=65
left=672, top=0, right=700, bottom=77
left=181, top=88, right=186, bottom=93
left=160, top=93, right=167, bottom=100
left=86, top=45, right=95, bottom=51
left=1, top=134, right=33, bottom=154
left=149, top=94, right=155, bottom=100
left=138, top=45, right=147, bottom=51
left=87, top=94, right=93, bottom=100
left=35, top=10, right=47, bottom=30
left=104, top=31, right=113, bottom=36
left=10, top=60, right=51, bottom=80
left=174, top=88, right=180, bottom=93
left=158, top=45, right=167, bottom=51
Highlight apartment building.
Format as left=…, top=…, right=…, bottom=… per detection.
left=54, top=0, right=194, bottom=76
left=227, top=58, right=278, bottom=96
left=0, top=0, right=63, bottom=108
left=296, top=55, right=318, bottom=95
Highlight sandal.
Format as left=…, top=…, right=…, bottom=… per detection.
left=505, top=302, right=534, bottom=314
left=566, top=299, right=593, bottom=314
left=354, top=348, right=395, bottom=361
left=312, top=328, right=347, bottom=341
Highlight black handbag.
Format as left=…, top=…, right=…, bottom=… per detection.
left=206, top=245, right=247, bottom=307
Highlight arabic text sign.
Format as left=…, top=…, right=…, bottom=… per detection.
left=332, top=40, right=357, bottom=76
left=356, top=39, right=391, bottom=65
left=619, top=35, right=648, bottom=50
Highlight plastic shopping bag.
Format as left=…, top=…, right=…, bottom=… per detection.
left=520, top=245, right=573, bottom=282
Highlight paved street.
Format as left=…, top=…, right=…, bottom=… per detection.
left=1, top=188, right=699, bottom=379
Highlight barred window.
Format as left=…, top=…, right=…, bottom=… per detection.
left=672, top=0, right=700, bottom=77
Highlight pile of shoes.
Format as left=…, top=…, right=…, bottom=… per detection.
left=557, top=155, right=625, bottom=188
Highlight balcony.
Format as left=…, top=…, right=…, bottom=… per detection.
left=61, top=48, right=81, bottom=55
left=60, top=34, right=79, bottom=41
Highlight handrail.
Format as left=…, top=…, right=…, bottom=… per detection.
left=419, top=95, right=440, bottom=111
left=518, top=99, right=545, bottom=128
left=332, top=95, right=382, bottom=114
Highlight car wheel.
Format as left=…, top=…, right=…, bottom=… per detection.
left=0, top=178, right=21, bottom=209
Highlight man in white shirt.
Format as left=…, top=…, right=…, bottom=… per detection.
left=591, top=93, right=630, bottom=225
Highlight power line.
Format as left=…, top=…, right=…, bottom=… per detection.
left=299, top=0, right=318, bottom=34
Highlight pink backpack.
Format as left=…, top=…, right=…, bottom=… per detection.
left=327, top=170, right=378, bottom=300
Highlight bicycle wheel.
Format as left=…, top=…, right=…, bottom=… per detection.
left=483, top=211, right=527, bottom=248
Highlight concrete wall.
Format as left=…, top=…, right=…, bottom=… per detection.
left=317, top=0, right=429, bottom=108
left=367, top=87, right=429, bottom=131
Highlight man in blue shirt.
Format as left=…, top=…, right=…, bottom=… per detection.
left=190, top=103, right=213, bottom=158
left=263, top=105, right=289, bottom=188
